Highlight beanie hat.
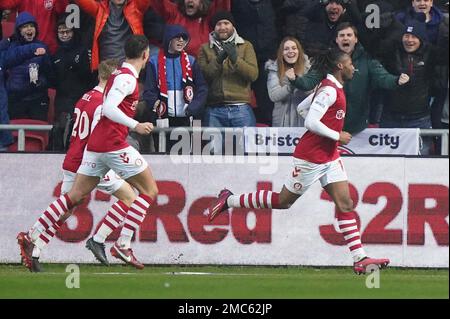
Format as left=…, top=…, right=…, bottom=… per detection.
left=210, top=10, right=236, bottom=29
left=404, top=19, right=428, bottom=43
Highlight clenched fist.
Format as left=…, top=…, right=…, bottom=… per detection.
left=34, top=48, right=46, bottom=56
left=398, top=73, right=410, bottom=85
left=135, top=122, right=154, bottom=135
left=285, top=68, right=296, bottom=81
left=339, top=131, right=352, bottom=145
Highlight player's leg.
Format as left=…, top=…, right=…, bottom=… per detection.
left=18, top=151, right=106, bottom=271
left=115, top=167, right=158, bottom=249
left=207, top=157, right=320, bottom=221
left=322, top=159, right=389, bottom=274
left=104, top=146, right=158, bottom=269
left=27, top=170, right=78, bottom=262
left=86, top=174, right=136, bottom=265
left=208, top=186, right=300, bottom=221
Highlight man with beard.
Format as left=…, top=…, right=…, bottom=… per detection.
left=289, top=23, right=410, bottom=135
left=151, top=0, right=231, bottom=57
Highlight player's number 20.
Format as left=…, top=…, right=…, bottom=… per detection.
left=71, top=108, right=90, bottom=140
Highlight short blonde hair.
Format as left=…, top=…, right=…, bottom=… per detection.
left=98, top=59, right=119, bottom=82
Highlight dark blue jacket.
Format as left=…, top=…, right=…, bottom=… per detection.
left=5, top=12, right=53, bottom=100
left=143, top=24, right=208, bottom=120
left=396, top=6, right=444, bottom=45
left=0, top=39, right=44, bottom=146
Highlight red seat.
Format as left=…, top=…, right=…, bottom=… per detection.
left=1, top=21, right=15, bottom=39
left=7, top=119, right=50, bottom=152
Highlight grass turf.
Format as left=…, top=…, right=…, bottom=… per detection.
left=0, top=264, right=447, bottom=299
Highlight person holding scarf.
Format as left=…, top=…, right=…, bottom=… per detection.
left=144, top=24, right=208, bottom=131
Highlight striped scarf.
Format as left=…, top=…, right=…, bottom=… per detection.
left=156, top=50, right=194, bottom=119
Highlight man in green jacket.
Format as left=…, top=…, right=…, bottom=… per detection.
left=197, top=11, right=258, bottom=128
left=288, top=22, right=410, bottom=134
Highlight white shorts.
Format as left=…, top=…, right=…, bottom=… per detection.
left=77, top=146, right=148, bottom=181
left=284, top=157, right=348, bottom=195
left=61, top=169, right=125, bottom=195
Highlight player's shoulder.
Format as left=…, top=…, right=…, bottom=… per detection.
left=76, top=88, right=103, bottom=111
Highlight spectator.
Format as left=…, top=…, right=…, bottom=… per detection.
left=380, top=20, right=448, bottom=154
left=290, top=23, right=410, bottom=134
left=74, top=0, right=151, bottom=71
left=1, top=37, right=47, bottom=151
left=151, top=0, right=231, bottom=57
left=0, top=0, right=69, bottom=54
left=302, top=0, right=362, bottom=56
left=143, top=24, right=208, bottom=126
left=5, top=12, right=53, bottom=122
left=396, top=0, right=445, bottom=45
left=441, top=80, right=449, bottom=129
left=143, top=7, right=166, bottom=50
left=198, top=11, right=258, bottom=128
left=49, top=14, right=94, bottom=151
left=266, top=36, right=311, bottom=127
left=231, top=0, right=278, bottom=126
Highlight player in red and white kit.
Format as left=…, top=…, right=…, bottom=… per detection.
left=208, top=49, right=390, bottom=274
left=17, top=60, right=139, bottom=272
left=18, top=36, right=157, bottom=270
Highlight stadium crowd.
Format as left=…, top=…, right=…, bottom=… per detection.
left=0, top=0, right=448, bottom=154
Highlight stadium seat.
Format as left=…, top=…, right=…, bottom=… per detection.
left=1, top=21, right=15, bottom=39
left=47, top=88, right=56, bottom=123
left=7, top=119, right=50, bottom=152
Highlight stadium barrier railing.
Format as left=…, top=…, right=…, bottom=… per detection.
left=0, top=124, right=53, bottom=151
left=0, top=124, right=448, bottom=155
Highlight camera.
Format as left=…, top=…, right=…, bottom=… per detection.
left=319, top=0, right=351, bottom=6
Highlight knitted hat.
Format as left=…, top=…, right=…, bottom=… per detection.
left=210, top=10, right=236, bottom=28
left=403, top=19, right=428, bottom=43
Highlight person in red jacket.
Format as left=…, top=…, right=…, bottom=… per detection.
left=151, top=0, right=230, bottom=57
left=0, top=0, right=69, bottom=54
left=75, top=0, right=151, bottom=71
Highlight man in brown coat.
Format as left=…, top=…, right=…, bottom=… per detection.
left=198, top=11, right=258, bottom=128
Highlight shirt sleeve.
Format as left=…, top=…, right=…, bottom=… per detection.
left=102, top=74, right=139, bottom=129
left=304, top=86, right=340, bottom=141
left=91, top=104, right=102, bottom=133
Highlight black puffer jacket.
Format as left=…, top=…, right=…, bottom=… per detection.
left=383, top=42, right=448, bottom=117
left=51, top=26, right=93, bottom=115
left=231, top=0, right=278, bottom=61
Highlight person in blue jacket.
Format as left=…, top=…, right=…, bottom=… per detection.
left=5, top=12, right=53, bottom=122
left=144, top=24, right=208, bottom=127
left=0, top=38, right=47, bottom=150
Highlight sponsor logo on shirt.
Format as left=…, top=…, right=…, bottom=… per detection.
left=336, top=110, right=346, bottom=120
left=44, top=0, right=54, bottom=10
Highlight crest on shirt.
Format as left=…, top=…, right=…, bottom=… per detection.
left=131, top=100, right=138, bottom=111
left=336, top=110, right=346, bottom=120
left=155, top=101, right=167, bottom=118
left=184, top=86, right=194, bottom=103
left=44, top=0, right=54, bottom=10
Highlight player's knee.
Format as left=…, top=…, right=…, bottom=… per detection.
left=337, top=198, right=354, bottom=212
left=140, top=184, right=158, bottom=201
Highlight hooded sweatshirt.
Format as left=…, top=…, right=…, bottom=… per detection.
left=5, top=12, right=52, bottom=99
left=144, top=24, right=208, bottom=119
left=0, top=0, right=69, bottom=54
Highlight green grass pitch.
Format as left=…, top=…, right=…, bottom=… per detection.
left=0, top=264, right=448, bottom=299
